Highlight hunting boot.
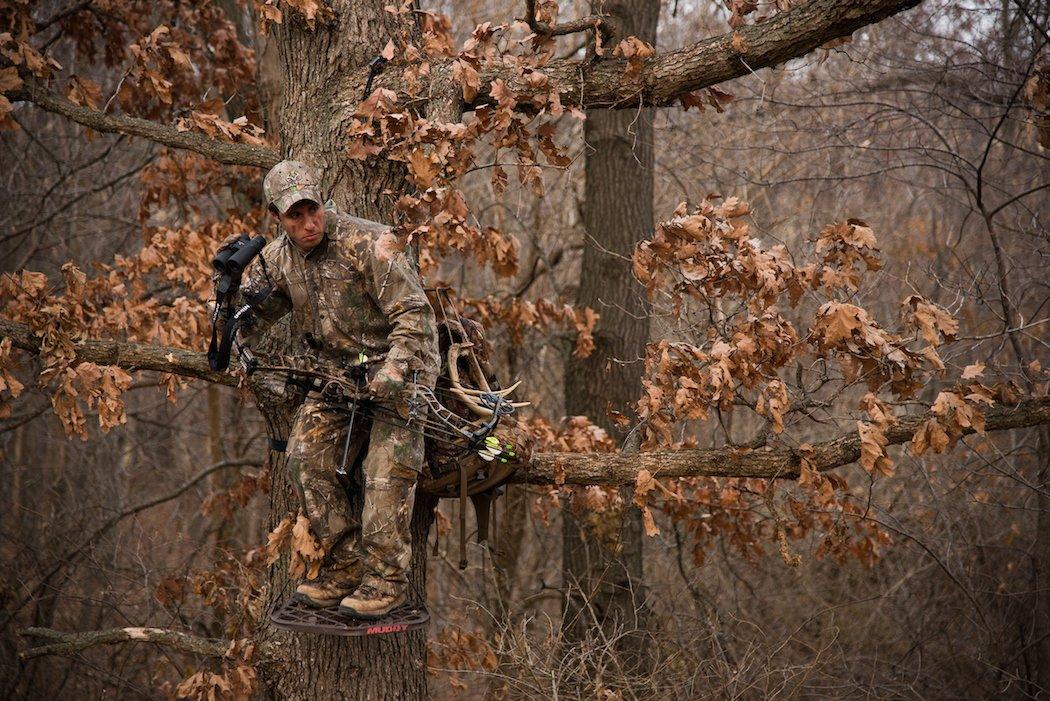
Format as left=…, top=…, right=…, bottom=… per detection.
left=292, top=561, right=363, bottom=608
left=338, top=576, right=407, bottom=620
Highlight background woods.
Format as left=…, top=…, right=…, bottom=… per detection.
left=1, top=0, right=1049, bottom=699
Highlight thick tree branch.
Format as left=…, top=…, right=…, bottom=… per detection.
left=0, top=318, right=237, bottom=387
left=366, top=0, right=921, bottom=110
left=20, top=626, right=230, bottom=660
left=507, top=0, right=925, bottom=108
left=7, top=319, right=1047, bottom=487
left=520, top=397, right=1050, bottom=485
left=7, top=79, right=278, bottom=168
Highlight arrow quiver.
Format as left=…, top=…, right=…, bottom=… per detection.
left=421, top=288, right=522, bottom=569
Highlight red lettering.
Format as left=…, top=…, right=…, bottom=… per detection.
left=366, top=623, right=408, bottom=635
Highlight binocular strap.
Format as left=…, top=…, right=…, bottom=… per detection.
left=208, top=302, right=253, bottom=372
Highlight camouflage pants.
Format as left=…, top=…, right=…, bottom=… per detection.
left=286, top=396, right=423, bottom=586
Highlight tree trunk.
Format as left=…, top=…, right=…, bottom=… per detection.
left=1034, top=426, right=1050, bottom=693
left=562, top=0, right=658, bottom=669
left=253, top=4, right=433, bottom=698
left=252, top=385, right=435, bottom=700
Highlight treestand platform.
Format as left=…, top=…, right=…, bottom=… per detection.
left=269, top=598, right=429, bottom=636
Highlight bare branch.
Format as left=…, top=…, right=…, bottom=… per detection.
left=48, top=458, right=259, bottom=580
left=520, top=397, right=1050, bottom=485
left=7, top=455, right=258, bottom=620
left=7, top=77, right=278, bottom=168
left=35, top=1, right=94, bottom=32
left=20, top=626, right=230, bottom=660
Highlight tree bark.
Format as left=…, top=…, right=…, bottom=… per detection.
left=561, top=0, right=657, bottom=671
left=20, top=626, right=230, bottom=660
left=249, top=4, right=432, bottom=698
left=1035, top=426, right=1050, bottom=693
left=521, top=398, right=1050, bottom=483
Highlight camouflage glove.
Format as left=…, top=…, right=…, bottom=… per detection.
left=368, top=362, right=405, bottom=400
left=217, top=232, right=242, bottom=250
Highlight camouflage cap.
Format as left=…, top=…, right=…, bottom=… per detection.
left=263, top=160, right=323, bottom=215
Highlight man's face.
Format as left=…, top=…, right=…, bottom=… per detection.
left=280, top=200, right=325, bottom=251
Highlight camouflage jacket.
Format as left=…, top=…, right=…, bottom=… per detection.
left=236, top=204, right=440, bottom=389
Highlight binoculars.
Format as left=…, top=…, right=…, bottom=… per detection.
left=208, top=233, right=267, bottom=372
left=212, top=234, right=266, bottom=279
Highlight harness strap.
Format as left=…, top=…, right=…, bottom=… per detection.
left=459, top=462, right=468, bottom=570
left=471, top=492, right=493, bottom=545
left=208, top=275, right=274, bottom=372
left=209, top=303, right=253, bottom=371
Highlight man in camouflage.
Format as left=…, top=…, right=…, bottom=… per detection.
left=223, top=160, right=439, bottom=619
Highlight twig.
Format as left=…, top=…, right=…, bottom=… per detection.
left=523, top=0, right=613, bottom=38
left=35, top=0, right=94, bottom=32
left=8, top=459, right=259, bottom=625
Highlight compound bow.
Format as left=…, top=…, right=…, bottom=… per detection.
left=248, top=353, right=524, bottom=464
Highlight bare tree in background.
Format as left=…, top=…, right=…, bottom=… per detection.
left=561, top=0, right=658, bottom=671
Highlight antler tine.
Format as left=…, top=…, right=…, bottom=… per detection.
left=466, top=352, right=492, bottom=393
left=450, top=386, right=496, bottom=418
left=456, top=381, right=521, bottom=398
left=500, top=379, right=522, bottom=394
left=446, top=343, right=469, bottom=388
left=446, top=341, right=529, bottom=416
